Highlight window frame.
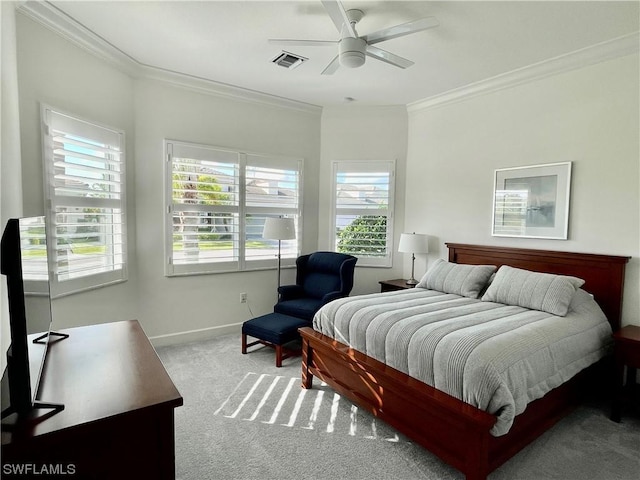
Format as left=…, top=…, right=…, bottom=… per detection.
left=41, top=104, right=128, bottom=297
left=164, top=140, right=303, bottom=276
left=330, top=159, right=395, bottom=268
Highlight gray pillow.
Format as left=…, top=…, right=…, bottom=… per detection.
left=416, top=259, right=497, bottom=299
left=481, top=265, right=585, bottom=316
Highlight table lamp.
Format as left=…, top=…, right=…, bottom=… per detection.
left=398, top=232, right=429, bottom=285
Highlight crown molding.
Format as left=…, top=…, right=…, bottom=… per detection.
left=17, top=1, right=322, bottom=115
left=137, top=64, right=321, bottom=114
left=408, top=32, right=640, bottom=113
left=17, top=1, right=637, bottom=115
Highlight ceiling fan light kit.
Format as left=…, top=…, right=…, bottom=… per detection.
left=339, top=37, right=366, bottom=68
left=268, top=0, right=439, bottom=75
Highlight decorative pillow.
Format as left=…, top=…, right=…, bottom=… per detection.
left=416, top=259, right=497, bottom=299
left=481, top=265, right=585, bottom=316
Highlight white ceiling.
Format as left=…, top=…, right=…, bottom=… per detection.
left=47, top=1, right=639, bottom=107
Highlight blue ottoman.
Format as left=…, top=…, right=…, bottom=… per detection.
left=241, top=313, right=310, bottom=367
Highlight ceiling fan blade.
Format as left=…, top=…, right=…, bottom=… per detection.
left=321, top=0, right=357, bottom=38
left=321, top=55, right=341, bottom=75
left=268, top=39, right=338, bottom=47
left=364, top=17, right=440, bottom=45
left=365, top=45, right=414, bottom=69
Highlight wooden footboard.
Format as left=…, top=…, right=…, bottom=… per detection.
left=300, top=326, right=600, bottom=480
left=300, top=326, right=495, bottom=480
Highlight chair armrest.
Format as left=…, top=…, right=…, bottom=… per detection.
left=320, top=291, right=344, bottom=305
left=278, top=284, right=305, bottom=301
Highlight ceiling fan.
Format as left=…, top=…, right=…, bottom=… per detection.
left=268, top=0, right=439, bottom=75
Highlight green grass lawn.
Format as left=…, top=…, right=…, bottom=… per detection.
left=172, top=240, right=268, bottom=251
left=25, top=240, right=270, bottom=256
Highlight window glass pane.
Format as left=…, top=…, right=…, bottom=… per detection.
left=244, top=214, right=297, bottom=261
left=172, top=211, right=238, bottom=265
left=246, top=165, right=299, bottom=209
left=336, top=172, right=389, bottom=209
left=52, top=134, right=122, bottom=200
left=54, top=208, right=124, bottom=280
left=172, top=158, right=238, bottom=207
left=171, top=150, right=240, bottom=267
left=335, top=214, right=388, bottom=258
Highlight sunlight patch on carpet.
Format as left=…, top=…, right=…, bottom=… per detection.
left=214, top=372, right=405, bottom=443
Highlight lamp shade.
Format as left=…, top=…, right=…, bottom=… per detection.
left=262, top=217, right=296, bottom=240
left=398, top=233, right=429, bottom=254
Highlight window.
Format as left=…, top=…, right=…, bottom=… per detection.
left=42, top=106, right=127, bottom=296
left=331, top=160, right=395, bottom=267
left=165, top=141, right=302, bottom=276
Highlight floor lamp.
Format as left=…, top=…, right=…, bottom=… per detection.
left=398, top=232, right=429, bottom=285
left=262, top=217, right=296, bottom=288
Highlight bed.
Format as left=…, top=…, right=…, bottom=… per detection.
left=298, top=243, right=630, bottom=480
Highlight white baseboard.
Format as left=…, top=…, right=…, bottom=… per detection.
left=149, top=322, right=242, bottom=348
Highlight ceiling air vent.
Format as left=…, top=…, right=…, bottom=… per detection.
left=272, top=51, right=307, bottom=69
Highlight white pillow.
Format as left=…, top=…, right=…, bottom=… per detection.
left=416, top=259, right=497, bottom=299
left=481, top=265, right=585, bottom=316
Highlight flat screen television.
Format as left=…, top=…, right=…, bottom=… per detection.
left=1, top=217, right=65, bottom=422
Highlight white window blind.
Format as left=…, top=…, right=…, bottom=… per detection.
left=331, top=160, right=395, bottom=267
left=169, top=144, right=239, bottom=269
left=166, top=141, right=302, bottom=276
left=245, top=154, right=300, bottom=263
left=42, top=106, right=127, bottom=296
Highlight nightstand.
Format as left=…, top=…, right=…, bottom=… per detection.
left=611, top=325, right=640, bottom=422
left=379, top=279, right=416, bottom=293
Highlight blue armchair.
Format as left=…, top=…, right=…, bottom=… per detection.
left=274, top=251, right=357, bottom=321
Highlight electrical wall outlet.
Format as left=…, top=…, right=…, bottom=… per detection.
left=240, top=292, right=247, bottom=303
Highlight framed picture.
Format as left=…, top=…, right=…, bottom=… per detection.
left=492, top=162, right=572, bottom=239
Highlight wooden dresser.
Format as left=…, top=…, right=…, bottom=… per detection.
left=1, top=320, right=183, bottom=479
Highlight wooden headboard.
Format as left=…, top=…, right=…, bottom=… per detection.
left=447, top=243, right=630, bottom=332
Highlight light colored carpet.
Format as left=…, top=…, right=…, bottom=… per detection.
left=157, top=333, right=640, bottom=480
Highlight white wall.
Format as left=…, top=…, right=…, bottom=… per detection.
left=406, top=54, right=640, bottom=327
left=133, top=79, right=321, bottom=342
left=319, top=106, right=408, bottom=295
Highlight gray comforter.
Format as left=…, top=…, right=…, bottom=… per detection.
left=313, top=287, right=612, bottom=436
